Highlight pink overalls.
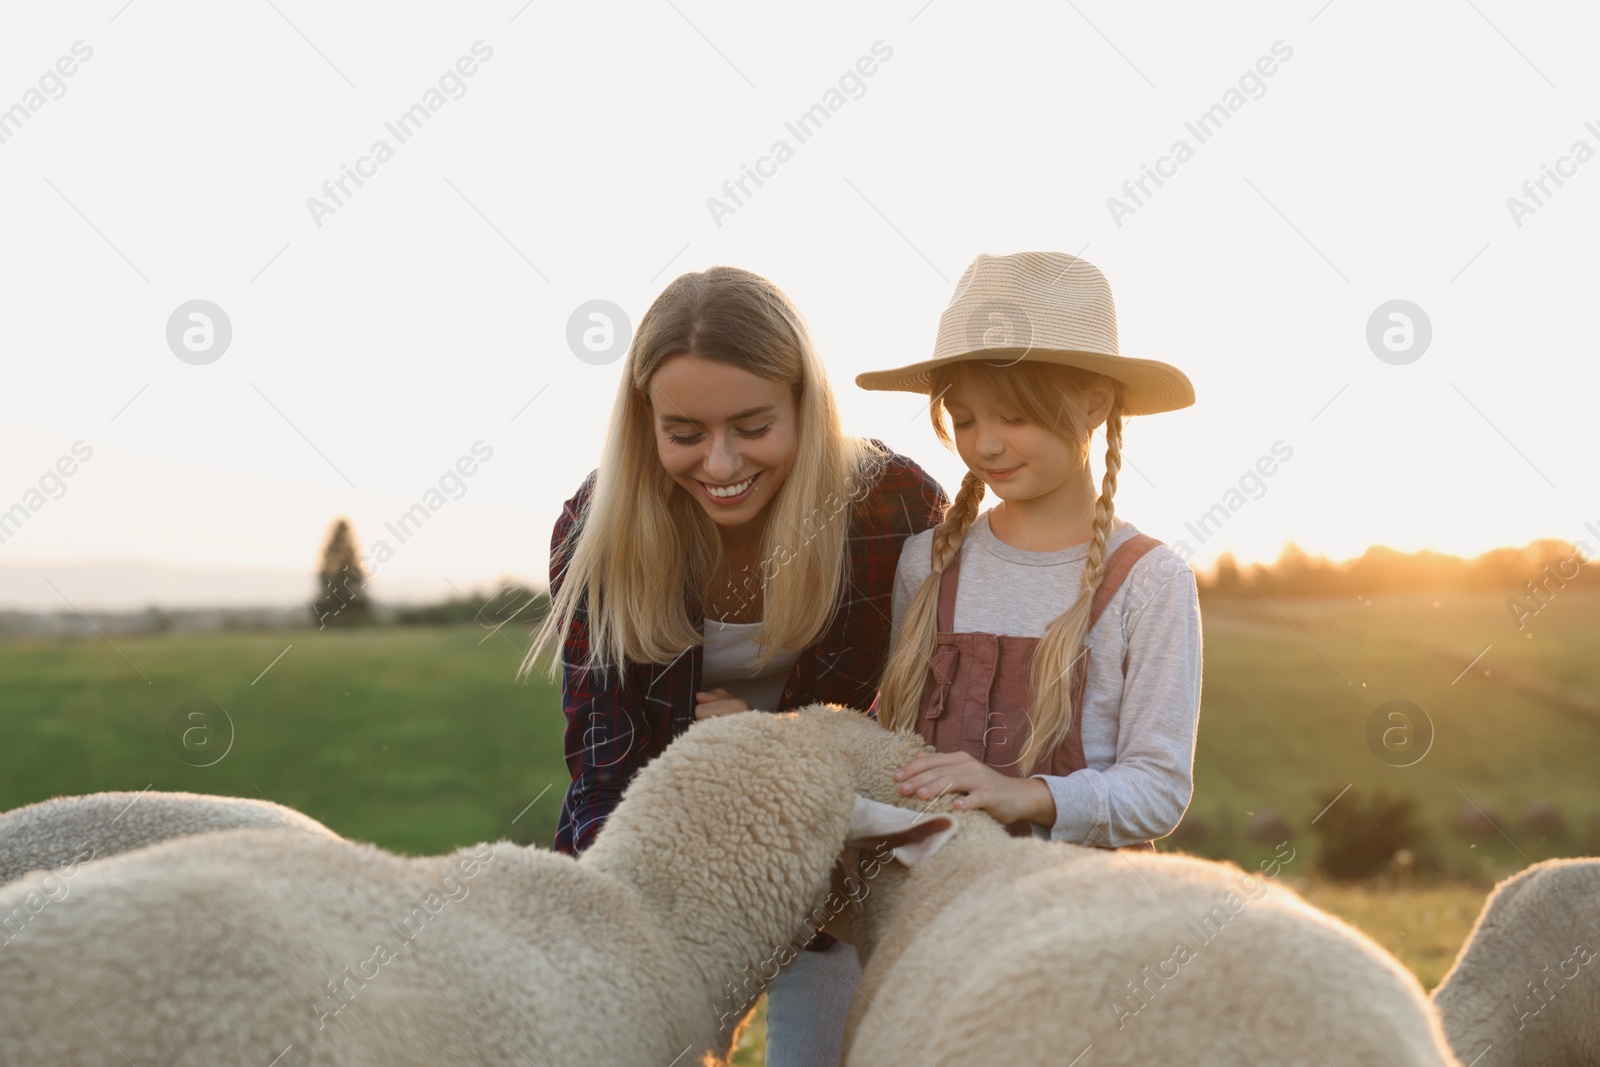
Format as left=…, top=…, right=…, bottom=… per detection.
left=915, top=531, right=1164, bottom=850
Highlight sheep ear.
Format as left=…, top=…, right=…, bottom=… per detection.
left=844, top=795, right=959, bottom=867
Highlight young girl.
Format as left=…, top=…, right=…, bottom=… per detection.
left=858, top=251, right=1203, bottom=849
left=526, top=265, right=947, bottom=1066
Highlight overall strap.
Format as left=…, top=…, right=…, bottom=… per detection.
left=1086, top=533, right=1164, bottom=632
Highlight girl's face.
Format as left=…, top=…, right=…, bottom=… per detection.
left=647, top=353, right=799, bottom=536
left=945, top=370, right=1108, bottom=502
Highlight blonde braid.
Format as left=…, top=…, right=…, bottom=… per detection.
left=1082, top=391, right=1125, bottom=593
left=929, top=470, right=986, bottom=576
left=1017, top=391, right=1125, bottom=774
left=876, top=470, right=987, bottom=732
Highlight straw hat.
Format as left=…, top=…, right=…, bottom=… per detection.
left=855, top=251, right=1195, bottom=416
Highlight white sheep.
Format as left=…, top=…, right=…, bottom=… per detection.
left=1432, top=857, right=1600, bottom=1067
left=0, top=707, right=1462, bottom=1066
left=0, top=710, right=908, bottom=1066
left=796, top=703, right=1463, bottom=1067
left=0, top=789, right=342, bottom=885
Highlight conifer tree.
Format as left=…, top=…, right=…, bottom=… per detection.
left=312, top=517, right=370, bottom=627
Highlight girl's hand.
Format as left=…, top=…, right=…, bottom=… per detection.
left=893, top=750, right=1056, bottom=828
left=694, top=687, right=751, bottom=720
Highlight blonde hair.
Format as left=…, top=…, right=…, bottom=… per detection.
left=875, top=360, right=1126, bottom=774
left=521, top=265, right=886, bottom=681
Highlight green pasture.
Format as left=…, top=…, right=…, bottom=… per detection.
left=2, top=589, right=1593, bottom=869
left=1186, top=587, right=1600, bottom=878
left=0, top=625, right=564, bottom=855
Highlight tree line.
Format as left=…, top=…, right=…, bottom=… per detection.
left=1200, top=538, right=1595, bottom=599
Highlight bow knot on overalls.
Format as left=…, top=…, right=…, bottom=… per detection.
left=921, top=646, right=962, bottom=719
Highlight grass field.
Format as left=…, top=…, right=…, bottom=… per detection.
left=1, top=589, right=1593, bottom=1061
left=4, top=590, right=1593, bottom=868
left=0, top=625, right=565, bottom=854
left=1184, top=588, right=1600, bottom=880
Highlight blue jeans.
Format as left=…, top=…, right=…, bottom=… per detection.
left=763, top=938, right=861, bottom=1067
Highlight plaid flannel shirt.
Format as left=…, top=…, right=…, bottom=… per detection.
left=548, top=439, right=947, bottom=859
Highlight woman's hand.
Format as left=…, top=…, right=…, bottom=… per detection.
left=694, top=687, right=752, bottom=720
left=893, top=750, right=1057, bottom=829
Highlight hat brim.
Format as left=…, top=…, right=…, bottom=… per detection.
left=855, top=349, right=1195, bottom=416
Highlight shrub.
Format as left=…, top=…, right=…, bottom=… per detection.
left=395, top=583, right=547, bottom=626
left=1452, top=800, right=1502, bottom=837
left=1247, top=807, right=1292, bottom=844
left=1311, top=789, right=1429, bottom=881
left=1519, top=800, right=1567, bottom=837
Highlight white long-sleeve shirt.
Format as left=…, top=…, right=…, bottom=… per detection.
left=890, top=509, right=1203, bottom=848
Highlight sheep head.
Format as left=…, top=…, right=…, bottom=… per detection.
left=583, top=707, right=858, bottom=938
left=583, top=703, right=973, bottom=1019
left=785, top=704, right=1023, bottom=949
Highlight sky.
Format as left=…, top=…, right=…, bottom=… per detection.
left=1, top=0, right=1596, bottom=609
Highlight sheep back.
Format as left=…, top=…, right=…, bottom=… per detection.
left=0, top=826, right=700, bottom=1066
left=0, top=790, right=341, bottom=885
left=1432, top=857, right=1600, bottom=1067
left=844, top=849, right=1456, bottom=1066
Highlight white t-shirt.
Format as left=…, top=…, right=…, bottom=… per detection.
left=700, top=618, right=803, bottom=713
left=891, top=508, right=1203, bottom=847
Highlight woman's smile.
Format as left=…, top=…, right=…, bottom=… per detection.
left=698, top=472, right=760, bottom=504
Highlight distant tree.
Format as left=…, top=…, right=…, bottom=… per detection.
left=1202, top=537, right=1597, bottom=599
left=1209, top=552, right=1244, bottom=596
left=312, top=518, right=371, bottom=628
left=1467, top=546, right=1531, bottom=590
left=1271, top=541, right=1343, bottom=596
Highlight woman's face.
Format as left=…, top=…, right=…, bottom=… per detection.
left=647, top=353, right=799, bottom=537
left=944, top=370, right=1110, bottom=502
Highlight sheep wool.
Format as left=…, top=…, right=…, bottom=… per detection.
left=0, top=710, right=888, bottom=1066
left=0, top=708, right=1469, bottom=1066
left=784, top=705, right=1465, bottom=1067
left=1432, top=857, right=1600, bottom=1067
left=0, top=790, right=343, bottom=886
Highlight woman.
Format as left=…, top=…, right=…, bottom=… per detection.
left=524, top=265, right=947, bottom=1066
